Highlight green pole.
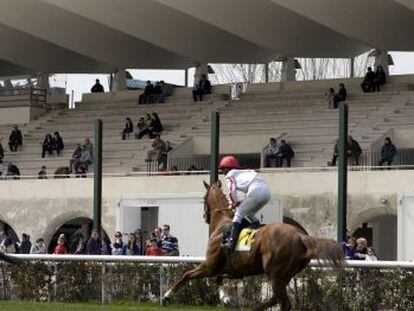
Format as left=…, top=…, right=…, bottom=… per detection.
left=337, top=103, right=348, bottom=242
left=210, top=112, right=220, bottom=185
left=93, top=119, right=103, bottom=232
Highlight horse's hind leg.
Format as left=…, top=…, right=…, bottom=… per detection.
left=273, top=280, right=291, bottom=311
left=163, top=263, right=209, bottom=299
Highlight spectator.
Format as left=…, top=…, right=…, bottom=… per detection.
left=374, top=66, right=386, bottom=92
left=152, top=227, right=162, bottom=247
left=30, top=238, right=47, bottom=254
left=335, top=83, right=347, bottom=108
left=160, top=80, right=172, bottom=98
left=137, top=114, right=155, bottom=139
left=74, top=240, right=86, bottom=255
left=361, top=67, right=376, bottom=92
left=151, top=112, right=163, bottom=134
left=365, top=247, right=378, bottom=261
left=160, top=224, right=179, bottom=256
left=75, top=140, right=93, bottom=174
left=353, top=237, right=368, bottom=260
left=19, top=233, right=32, bottom=254
left=277, top=140, right=294, bottom=167
left=86, top=230, right=102, bottom=255
left=153, top=81, right=166, bottom=103
left=326, top=87, right=336, bottom=109
left=91, top=79, right=104, bottom=93
left=6, top=162, right=20, bottom=179
left=8, top=125, right=23, bottom=152
left=101, top=232, right=111, bottom=255
left=0, top=141, right=4, bottom=161
left=38, top=165, right=47, bottom=179
left=1, top=237, right=16, bottom=254
left=69, top=143, right=82, bottom=173
left=192, top=74, right=211, bottom=102
left=53, top=131, right=64, bottom=155
left=146, top=135, right=169, bottom=167
left=264, top=138, right=279, bottom=167
left=54, top=166, right=71, bottom=178
left=41, top=134, right=54, bottom=158
left=134, top=229, right=145, bottom=255
left=122, top=117, right=134, bottom=140
left=112, top=231, right=124, bottom=255
left=342, top=237, right=356, bottom=260
left=54, top=234, right=69, bottom=254
left=379, top=137, right=397, bottom=167
left=83, top=137, right=94, bottom=155
left=139, top=81, right=154, bottom=104
left=146, top=238, right=164, bottom=256
left=348, top=135, right=362, bottom=166
left=121, top=232, right=141, bottom=255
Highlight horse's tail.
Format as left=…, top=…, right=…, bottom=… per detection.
left=300, top=235, right=344, bottom=269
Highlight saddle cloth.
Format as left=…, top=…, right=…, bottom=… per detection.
left=235, top=228, right=257, bottom=251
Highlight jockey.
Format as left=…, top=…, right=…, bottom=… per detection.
left=219, top=156, right=271, bottom=252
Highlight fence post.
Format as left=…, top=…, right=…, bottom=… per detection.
left=101, top=262, right=110, bottom=304
left=159, top=264, right=165, bottom=306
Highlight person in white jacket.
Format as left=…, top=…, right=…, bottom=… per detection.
left=219, top=156, right=271, bottom=252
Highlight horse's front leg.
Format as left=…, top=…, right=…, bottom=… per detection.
left=163, top=262, right=210, bottom=299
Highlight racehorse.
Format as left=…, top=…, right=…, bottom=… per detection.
left=163, top=181, right=344, bottom=310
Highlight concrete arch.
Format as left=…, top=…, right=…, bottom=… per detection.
left=0, top=219, right=19, bottom=243
left=349, top=207, right=396, bottom=233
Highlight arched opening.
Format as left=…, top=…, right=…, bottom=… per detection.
left=47, top=217, right=111, bottom=254
left=352, top=214, right=397, bottom=260
left=0, top=220, right=19, bottom=243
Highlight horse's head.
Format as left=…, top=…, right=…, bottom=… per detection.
left=203, top=180, right=230, bottom=224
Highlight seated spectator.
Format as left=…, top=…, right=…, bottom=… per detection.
left=8, top=125, right=23, bottom=152
left=374, top=66, right=386, bottom=92
left=0, top=141, right=4, bottom=161
left=41, top=134, right=54, bottom=158
left=91, top=79, right=104, bottom=93
left=277, top=140, right=294, bottom=167
left=38, top=165, right=47, bottom=179
left=53, top=131, right=64, bottom=155
left=54, top=166, right=71, bottom=179
left=192, top=74, right=211, bottom=102
left=69, top=143, right=82, bottom=173
left=6, top=162, right=20, bottom=179
left=83, top=137, right=94, bottom=154
left=160, top=80, right=172, bottom=98
left=353, top=237, right=368, bottom=260
left=86, top=230, right=102, bottom=255
left=112, top=231, right=125, bottom=255
left=365, top=247, right=378, bottom=261
left=264, top=138, right=279, bottom=167
left=342, top=237, right=356, bottom=260
left=146, top=135, right=169, bottom=168
left=153, top=81, right=166, bottom=103
left=74, top=240, right=86, bottom=255
left=73, top=138, right=94, bottom=174
left=326, top=87, right=336, bottom=109
left=139, top=81, right=154, bottom=105
left=151, top=112, right=163, bottom=134
left=335, top=83, right=347, bottom=108
left=360, top=67, right=376, bottom=92
left=348, top=135, right=362, bottom=166
left=122, top=117, right=134, bottom=140
left=160, top=224, right=179, bottom=256
left=54, top=234, right=69, bottom=254
left=30, top=238, right=47, bottom=254
left=146, top=238, right=164, bottom=256
left=122, top=232, right=141, bottom=255
left=137, top=114, right=155, bottom=139
left=379, top=137, right=397, bottom=167
left=19, top=233, right=32, bottom=254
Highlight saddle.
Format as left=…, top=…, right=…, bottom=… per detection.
left=222, top=218, right=264, bottom=252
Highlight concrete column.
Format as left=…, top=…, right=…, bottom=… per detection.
left=373, top=49, right=389, bottom=75
left=193, top=62, right=208, bottom=86
left=38, top=72, right=50, bottom=90
left=265, top=63, right=269, bottom=83
left=350, top=57, right=355, bottom=78
left=280, top=57, right=296, bottom=82
left=112, top=68, right=126, bottom=92
left=184, top=69, right=188, bottom=87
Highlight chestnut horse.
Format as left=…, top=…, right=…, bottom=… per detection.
left=164, top=181, right=344, bottom=310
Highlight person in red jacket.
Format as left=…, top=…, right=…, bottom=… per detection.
left=146, top=238, right=164, bottom=256
left=54, top=234, right=68, bottom=254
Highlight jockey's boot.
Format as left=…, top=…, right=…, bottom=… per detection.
left=223, top=222, right=241, bottom=252
left=250, top=219, right=261, bottom=229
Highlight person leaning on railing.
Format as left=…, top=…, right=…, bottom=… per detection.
left=378, top=137, right=397, bottom=167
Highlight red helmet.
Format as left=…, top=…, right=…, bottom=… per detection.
left=219, top=156, right=240, bottom=169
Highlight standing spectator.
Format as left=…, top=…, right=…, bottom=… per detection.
left=365, top=247, right=378, bottom=261
left=152, top=227, right=162, bottom=247
left=326, top=87, right=336, bottom=109
left=30, top=238, right=47, bottom=254
left=348, top=136, right=362, bottom=166
left=74, top=240, right=86, bottom=255
left=379, top=137, right=397, bottom=167
left=121, top=232, right=141, bottom=255
left=91, top=79, right=104, bottom=93
left=121, top=117, right=134, bottom=140
left=134, top=229, right=145, bottom=255
left=139, top=81, right=154, bottom=104
left=137, top=114, right=155, bottom=139
left=0, top=140, right=4, bottom=161
left=360, top=67, right=376, bottom=92
left=6, top=162, right=20, bottom=179
left=38, top=165, right=47, bottom=179
left=160, top=224, right=179, bottom=256
left=146, top=135, right=168, bottom=167
left=277, top=140, right=294, bottom=167
left=151, top=112, right=163, bottom=134
left=19, top=233, right=32, bottom=254
left=192, top=74, right=211, bottom=102
left=374, top=66, right=386, bottom=92
left=86, top=230, right=102, bottom=255
left=335, top=83, right=347, bottom=108
left=54, top=234, right=69, bottom=254
left=353, top=238, right=368, bottom=260
left=8, top=125, right=23, bottom=152
left=41, top=134, right=54, bottom=158
left=146, top=238, right=164, bottom=256
left=264, top=138, right=279, bottom=168
left=112, top=231, right=125, bottom=255
left=342, top=237, right=356, bottom=260
left=53, top=131, right=64, bottom=155
left=69, top=143, right=82, bottom=173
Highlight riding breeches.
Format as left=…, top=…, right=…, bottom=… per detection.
left=233, top=182, right=271, bottom=224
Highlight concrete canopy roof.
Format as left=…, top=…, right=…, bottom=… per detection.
left=0, top=0, right=413, bottom=74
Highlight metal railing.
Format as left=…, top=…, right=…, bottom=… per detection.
left=359, top=148, right=414, bottom=168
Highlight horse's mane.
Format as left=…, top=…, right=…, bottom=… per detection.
left=207, top=183, right=234, bottom=219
